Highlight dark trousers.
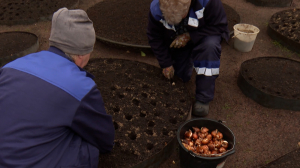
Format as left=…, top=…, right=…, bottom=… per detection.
left=170, top=35, right=222, bottom=103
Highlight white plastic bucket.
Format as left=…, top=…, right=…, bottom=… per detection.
left=233, top=24, right=260, bottom=52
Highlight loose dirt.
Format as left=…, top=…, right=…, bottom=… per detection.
left=240, top=57, right=300, bottom=99
left=0, top=0, right=78, bottom=25
left=84, top=58, right=191, bottom=168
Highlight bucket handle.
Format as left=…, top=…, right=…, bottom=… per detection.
left=218, top=120, right=226, bottom=124
left=231, top=33, right=241, bottom=38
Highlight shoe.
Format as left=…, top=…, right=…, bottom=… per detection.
left=192, top=101, right=209, bottom=117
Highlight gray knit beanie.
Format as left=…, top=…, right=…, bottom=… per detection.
left=49, top=8, right=96, bottom=55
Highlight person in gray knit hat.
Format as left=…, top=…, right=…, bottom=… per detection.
left=0, top=8, right=115, bottom=168
left=49, top=7, right=96, bottom=67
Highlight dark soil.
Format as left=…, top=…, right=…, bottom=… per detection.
left=84, top=58, right=191, bottom=168
left=87, top=0, right=152, bottom=46
left=269, top=9, right=300, bottom=43
left=240, top=57, right=300, bottom=99
left=246, top=0, right=292, bottom=7
left=222, top=3, right=240, bottom=34
left=0, top=0, right=78, bottom=25
left=262, top=148, right=300, bottom=168
left=1, top=0, right=300, bottom=167
left=0, top=32, right=37, bottom=58
left=87, top=1, right=240, bottom=46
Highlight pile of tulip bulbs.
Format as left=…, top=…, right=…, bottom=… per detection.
left=181, top=127, right=229, bottom=157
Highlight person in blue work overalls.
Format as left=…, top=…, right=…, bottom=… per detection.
left=0, top=8, right=114, bottom=168
left=147, top=0, right=229, bottom=117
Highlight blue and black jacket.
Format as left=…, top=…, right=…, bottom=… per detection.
left=147, top=0, right=229, bottom=68
left=0, top=47, right=115, bottom=168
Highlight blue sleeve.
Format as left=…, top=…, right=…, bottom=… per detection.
left=147, top=12, right=173, bottom=69
left=71, top=86, right=115, bottom=154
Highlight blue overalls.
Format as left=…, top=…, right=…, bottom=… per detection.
left=147, top=0, right=229, bottom=103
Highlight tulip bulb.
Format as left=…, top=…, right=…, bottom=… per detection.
left=219, top=147, right=226, bottom=153
left=211, top=129, right=218, bottom=138
left=211, top=150, right=218, bottom=154
left=201, top=127, right=209, bottom=133
left=214, top=141, right=221, bottom=148
left=196, top=145, right=203, bottom=153
left=206, top=134, right=212, bottom=140
left=192, top=132, right=198, bottom=140
left=221, top=140, right=228, bottom=149
left=201, top=138, right=210, bottom=145
left=184, top=129, right=193, bottom=139
left=201, top=145, right=209, bottom=152
left=204, top=150, right=211, bottom=155
left=195, top=139, right=201, bottom=146
left=208, top=143, right=215, bottom=151
left=192, top=127, right=201, bottom=133
left=198, top=133, right=206, bottom=139
left=216, top=132, right=223, bottom=140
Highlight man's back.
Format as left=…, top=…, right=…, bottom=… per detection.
left=0, top=50, right=114, bottom=168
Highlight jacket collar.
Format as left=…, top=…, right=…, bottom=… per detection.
left=47, top=46, right=94, bottom=79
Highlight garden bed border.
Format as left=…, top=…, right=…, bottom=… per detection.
left=0, top=31, right=39, bottom=67
left=237, top=56, right=300, bottom=111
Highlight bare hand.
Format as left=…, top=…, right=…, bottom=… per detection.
left=162, top=66, right=175, bottom=79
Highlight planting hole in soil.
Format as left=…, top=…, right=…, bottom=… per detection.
left=0, top=0, right=79, bottom=25
left=87, top=1, right=240, bottom=46
left=84, top=58, right=191, bottom=168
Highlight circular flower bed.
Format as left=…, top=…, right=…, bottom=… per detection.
left=85, top=58, right=191, bottom=168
